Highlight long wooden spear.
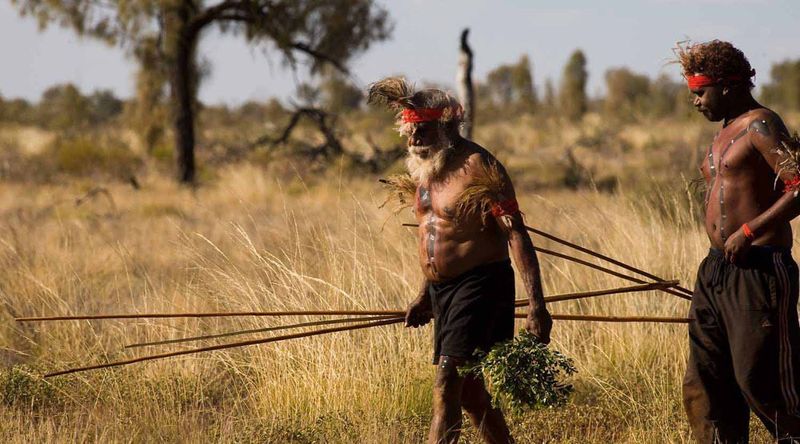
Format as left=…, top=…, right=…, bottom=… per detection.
left=124, top=281, right=678, bottom=349
left=124, top=315, right=399, bottom=349
left=531, top=280, right=678, bottom=305
left=44, top=316, right=406, bottom=378
left=523, top=225, right=693, bottom=296
left=45, top=310, right=690, bottom=378
left=16, top=281, right=678, bottom=322
left=402, top=223, right=693, bottom=300
left=523, top=313, right=690, bottom=323
left=533, top=246, right=691, bottom=301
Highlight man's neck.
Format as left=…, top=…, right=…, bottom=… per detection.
left=723, top=94, right=761, bottom=127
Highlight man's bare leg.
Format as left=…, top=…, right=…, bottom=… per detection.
left=461, top=375, right=514, bottom=444
left=429, top=356, right=465, bottom=444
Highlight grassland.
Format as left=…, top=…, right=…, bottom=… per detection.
left=1, top=113, right=795, bottom=442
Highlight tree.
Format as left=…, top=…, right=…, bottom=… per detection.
left=761, top=59, right=800, bottom=112
left=604, top=67, right=650, bottom=120
left=39, top=83, right=91, bottom=130
left=511, top=55, right=537, bottom=112
left=484, top=54, right=537, bottom=112
left=88, top=89, right=124, bottom=125
left=128, top=36, right=169, bottom=154
left=649, top=74, right=688, bottom=119
left=319, top=68, right=363, bottom=113
left=14, top=0, right=392, bottom=183
left=542, top=78, right=556, bottom=113
left=559, top=49, right=588, bottom=121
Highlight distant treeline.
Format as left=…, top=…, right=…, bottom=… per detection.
left=2, top=51, right=799, bottom=131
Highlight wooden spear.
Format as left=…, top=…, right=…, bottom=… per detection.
left=126, top=281, right=678, bottom=349
left=124, top=315, right=399, bottom=349
left=45, top=310, right=690, bottom=378
left=523, top=225, right=693, bottom=297
left=44, top=316, right=406, bottom=378
left=401, top=223, right=692, bottom=300
left=518, top=313, right=690, bottom=323
left=16, top=281, right=678, bottom=322
left=533, top=246, right=691, bottom=301
left=533, top=280, right=678, bottom=305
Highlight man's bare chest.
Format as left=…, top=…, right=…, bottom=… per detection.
left=702, top=127, right=758, bottom=180
left=415, top=178, right=472, bottom=219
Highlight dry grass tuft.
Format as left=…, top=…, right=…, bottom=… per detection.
left=453, top=160, right=505, bottom=225
left=379, top=173, right=417, bottom=214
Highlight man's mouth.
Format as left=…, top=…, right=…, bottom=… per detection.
left=408, top=145, right=432, bottom=157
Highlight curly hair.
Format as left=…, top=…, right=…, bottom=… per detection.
left=675, top=40, right=755, bottom=88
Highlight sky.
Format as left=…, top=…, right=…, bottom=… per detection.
left=1, top=0, right=799, bottom=105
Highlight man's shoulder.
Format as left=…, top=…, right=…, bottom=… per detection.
left=462, top=140, right=504, bottom=169
left=745, top=108, right=785, bottom=138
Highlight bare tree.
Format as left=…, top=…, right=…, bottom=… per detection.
left=457, top=28, right=475, bottom=139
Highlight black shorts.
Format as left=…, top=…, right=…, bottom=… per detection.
left=429, top=259, right=516, bottom=364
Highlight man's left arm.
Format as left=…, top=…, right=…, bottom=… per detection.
left=491, top=165, right=553, bottom=343
left=725, top=114, right=800, bottom=262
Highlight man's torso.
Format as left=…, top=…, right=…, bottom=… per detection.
left=701, top=109, right=791, bottom=249
left=415, top=146, right=509, bottom=282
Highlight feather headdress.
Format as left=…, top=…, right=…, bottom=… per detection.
left=367, top=77, right=416, bottom=110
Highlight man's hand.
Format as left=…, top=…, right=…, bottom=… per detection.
left=525, top=306, right=553, bottom=344
left=404, top=297, right=433, bottom=328
left=724, top=226, right=753, bottom=264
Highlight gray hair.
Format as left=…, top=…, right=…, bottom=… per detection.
left=367, top=76, right=463, bottom=128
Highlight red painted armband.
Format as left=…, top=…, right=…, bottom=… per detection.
left=784, top=176, right=800, bottom=193
left=491, top=199, right=520, bottom=217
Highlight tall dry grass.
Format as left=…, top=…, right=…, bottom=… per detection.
left=0, top=160, right=784, bottom=442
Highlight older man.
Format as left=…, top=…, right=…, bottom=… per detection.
left=369, top=77, right=552, bottom=444
left=678, top=40, right=800, bottom=443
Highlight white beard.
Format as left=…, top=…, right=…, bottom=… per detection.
left=406, top=141, right=455, bottom=184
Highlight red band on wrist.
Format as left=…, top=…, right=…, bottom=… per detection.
left=491, top=199, right=520, bottom=217
left=742, top=223, right=755, bottom=240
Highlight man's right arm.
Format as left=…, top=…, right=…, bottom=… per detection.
left=405, top=279, right=433, bottom=327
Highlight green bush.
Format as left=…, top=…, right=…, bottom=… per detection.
left=36, top=132, right=142, bottom=179
left=0, top=365, right=65, bottom=411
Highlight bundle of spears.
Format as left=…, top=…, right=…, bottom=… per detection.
left=16, top=225, right=693, bottom=378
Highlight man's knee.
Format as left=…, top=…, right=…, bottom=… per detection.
left=433, top=356, right=465, bottom=398
left=460, top=376, right=491, bottom=413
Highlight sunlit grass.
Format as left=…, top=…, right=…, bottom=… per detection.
left=0, top=161, right=781, bottom=443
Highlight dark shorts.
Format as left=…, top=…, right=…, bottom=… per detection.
left=429, top=259, right=515, bottom=364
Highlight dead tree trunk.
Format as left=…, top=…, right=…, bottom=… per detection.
left=457, top=28, right=475, bottom=139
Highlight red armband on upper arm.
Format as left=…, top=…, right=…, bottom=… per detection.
left=783, top=176, right=800, bottom=193
left=491, top=199, right=520, bottom=217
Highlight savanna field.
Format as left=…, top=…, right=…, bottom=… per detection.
left=1, top=112, right=798, bottom=443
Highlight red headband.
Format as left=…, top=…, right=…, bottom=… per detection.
left=686, top=74, right=716, bottom=89
left=686, top=70, right=754, bottom=90
left=402, top=108, right=445, bottom=123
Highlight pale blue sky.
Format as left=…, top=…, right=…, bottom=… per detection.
left=1, top=0, right=798, bottom=105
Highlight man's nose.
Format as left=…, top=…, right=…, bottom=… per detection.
left=693, top=96, right=701, bottom=107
